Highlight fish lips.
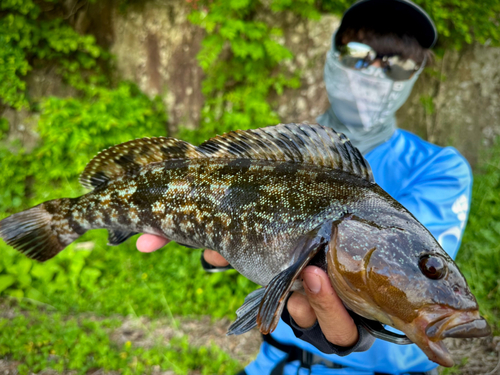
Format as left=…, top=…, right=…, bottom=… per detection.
left=425, top=312, right=491, bottom=340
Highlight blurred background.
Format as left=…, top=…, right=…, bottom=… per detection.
left=0, top=0, right=499, bottom=374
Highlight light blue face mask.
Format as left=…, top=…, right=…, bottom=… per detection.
left=317, top=33, right=424, bottom=154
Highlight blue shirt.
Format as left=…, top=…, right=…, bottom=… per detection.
left=245, top=129, right=473, bottom=375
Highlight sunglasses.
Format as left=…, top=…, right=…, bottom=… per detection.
left=336, top=42, right=421, bottom=81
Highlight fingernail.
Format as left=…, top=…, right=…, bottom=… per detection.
left=304, top=273, right=321, bottom=294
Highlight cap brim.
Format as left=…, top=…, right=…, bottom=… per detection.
left=339, top=0, right=437, bottom=48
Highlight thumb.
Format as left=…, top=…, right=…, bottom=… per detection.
left=302, top=266, right=358, bottom=347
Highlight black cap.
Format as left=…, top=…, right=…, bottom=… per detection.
left=338, top=0, right=437, bottom=48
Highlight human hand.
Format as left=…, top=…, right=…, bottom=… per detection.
left=136, top=234, right=358, bottom=347
left=198, top=248, right=359, bottom=347
left=287, top=266, right=358, bottom=347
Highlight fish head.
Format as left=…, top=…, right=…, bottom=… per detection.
left=326, top=215, right=491, bottom=367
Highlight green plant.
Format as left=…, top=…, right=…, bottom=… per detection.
left=440, top=357, right=468, bottom=375
left=181, top=0, right=316, bottom=143
left=0, top=304, right=241, bottom=375
left=0, top=0, right=170, bottom=311
left=0, top=0, right=107, bottom=110
left=0, top=233, right=258, bottom=319
left=457, top=138, right=500, bottom=328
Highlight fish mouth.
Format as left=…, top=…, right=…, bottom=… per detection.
left=395, top=308, right=491, bottom=367
left=425, top=311, right=491, bottom=340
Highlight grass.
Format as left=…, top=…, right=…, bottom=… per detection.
left=0, top=302, right=241, bottom=375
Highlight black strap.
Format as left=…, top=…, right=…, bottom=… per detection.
left=263, top=334, right=306, bottom=375
left=263, top=333, right=304, bottom=362
left=200, top=253, right=233, bottom=272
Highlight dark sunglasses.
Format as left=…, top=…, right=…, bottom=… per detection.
left=336, top=42, right=421, bottom=81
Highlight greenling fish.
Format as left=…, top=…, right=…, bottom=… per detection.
left=0, top=123, right=490, bottom=367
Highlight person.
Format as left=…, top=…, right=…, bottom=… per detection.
left=137, top=0, right=473, bottom=374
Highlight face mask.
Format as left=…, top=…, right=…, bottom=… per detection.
left=322, top=33, right=423, bottom=134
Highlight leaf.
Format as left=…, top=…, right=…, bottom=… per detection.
left=5, top=289, right=23, bottom=298
left=0, top=275, right=15, bottom=293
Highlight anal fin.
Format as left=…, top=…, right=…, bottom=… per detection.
left=108, top=229, right=138, bottom=246
left=257, top=220, right=334, bottom=334
left=227, top=288, right=265, bottom=335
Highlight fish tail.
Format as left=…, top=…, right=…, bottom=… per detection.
left=0, top=198, right=87, bottom=262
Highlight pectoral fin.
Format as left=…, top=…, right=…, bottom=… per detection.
left=227, top=288, right=265, bottom=335
left=226, top=221, right=334, bottom=336
left=257, top=220, right=334, bottom=334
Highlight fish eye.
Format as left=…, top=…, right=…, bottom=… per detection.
left=418, top=254, right=447, bottom=280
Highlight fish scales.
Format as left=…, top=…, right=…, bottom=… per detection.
left=68, top=158, right=376, bottom=285
left=0, top=123, right=491, bottom=367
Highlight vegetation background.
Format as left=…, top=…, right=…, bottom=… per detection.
left=0, top=0, right=500, bottom=374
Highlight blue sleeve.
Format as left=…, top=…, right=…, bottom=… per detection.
left=395, top=147, right=472, bottom=260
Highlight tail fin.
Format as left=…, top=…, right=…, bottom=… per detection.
left=0, top=199, right=86, bottom=262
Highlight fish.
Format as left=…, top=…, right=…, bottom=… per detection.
left=0, top=123, right=491, bottom=367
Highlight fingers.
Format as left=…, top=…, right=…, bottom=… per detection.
left=290, top=266, right=359, bottom=347
left=302, top=266, right=358, bottom=347
left=203, top=249, right=230, bottom=267
left=287, top=292, right=317, bottom=328
left=136, top=234, right=170, bottom=253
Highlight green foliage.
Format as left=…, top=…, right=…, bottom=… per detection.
left=0, top=306, right=241, bottom=374
left=457, top=138, right=500, bottom=328
left=0, top=234, right=257, bottom=318
left=0, top=0, right=108, bottom=109
left=33, top=83, right=166, bottom=197
left=414, top=0, right=500, bottom=49
left=0, top=77, right=176, bottom=319
left=182, top=0, right=309, bottom=143
left=419, top=95, right=435, bottom=116
left=0, top=35, right=30, bottom=109
left=440, top=357, right=468, bottom=375
left=0, top=0, right=172, bottom=327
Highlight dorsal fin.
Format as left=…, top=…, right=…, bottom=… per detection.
left=197, top=123, right=374, bottom=183
left=80, top=123, right=374, bottom=190
left=80, top=137, right=204, bottom=189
